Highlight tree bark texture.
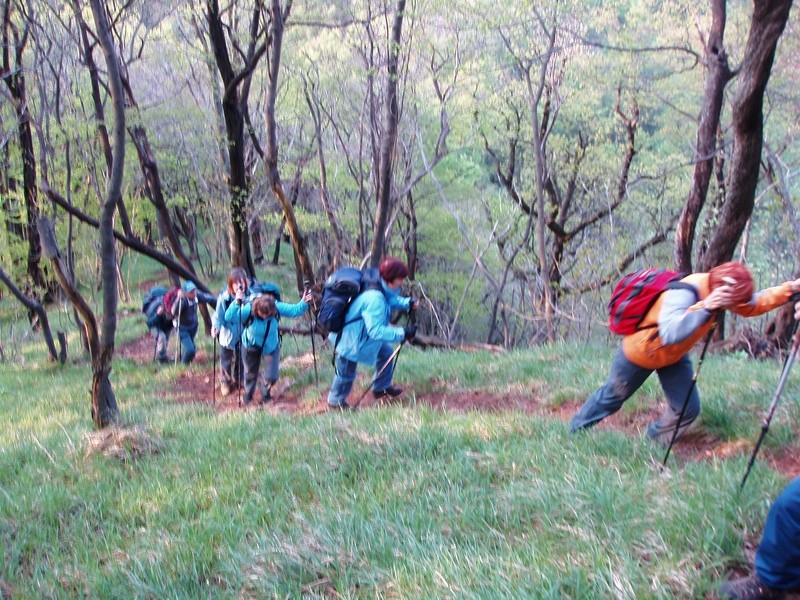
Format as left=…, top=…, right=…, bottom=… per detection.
left=2, top=1, right=47, bottom=291
left=698, top=0, right=793, bottom=272
left=205, top=0, right=260, bottom=276
left=369, top=0, right=406, bottom=268
left=88, top=0, right=127, bottom=428
left=675, top=0, right=733, bottom=273
left=263, top=0, right=316, bottom=289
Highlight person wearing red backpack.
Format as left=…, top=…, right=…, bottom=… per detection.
left=570, top=262, right=800, bottom=444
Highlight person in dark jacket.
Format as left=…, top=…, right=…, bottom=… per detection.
left=326, top=257, right=419, bottom=411
left=226, top=285, right=311, bottom=404
left=719, top=477, right=800, bottom=599
left=171, top=280, right=215, bottom=365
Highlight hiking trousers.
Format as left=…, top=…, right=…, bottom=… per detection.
left=242, top=345, right=279, bottom=403
left=569, top=347, right=700, bottom=444
left=219, top=344, right=242, bottom=385
left=327, top=342, right=395, bottom=407
left=756, top=477, right=800, bottom=590
left=150, top=327, right=169, bottom=363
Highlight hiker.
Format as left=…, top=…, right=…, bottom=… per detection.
left=719, top=476, right=800, bottom=599
left=211, top=268, right=252, bottom=395
left=226, top=285, right=312, bottom=405
left=570, top=261, right=800, bottom=444
left=327, top=257, right=419, bottom=411
left=146, top=300, right=173, bottom=363
left=171, top=280, right=216, bottom=365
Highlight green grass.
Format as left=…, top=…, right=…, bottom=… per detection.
left=1, top=320, right=798, bottom=598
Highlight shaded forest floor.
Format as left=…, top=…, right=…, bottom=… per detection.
left=117, top=332, right=800, bottom=479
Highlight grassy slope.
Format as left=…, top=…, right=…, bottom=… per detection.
left=0, top=305, right=798, bottom=598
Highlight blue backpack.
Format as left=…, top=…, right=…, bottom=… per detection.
left=142, top=286, right=167, bottom=319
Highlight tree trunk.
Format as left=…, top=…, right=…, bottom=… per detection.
left=1, top=2, right=47, bottom=292
left=304, top=80, right=345, bottom=268
left=263, top=0, right=315, bottom=288
left=205, top=0, right=259, bottom=276
left=674, top=0, right=733, bottom=273
left=369, top=0, right=406, bottom=268
left=69, top=0, right=134, bottom=238
left=699, top=0, right=793, bottom=272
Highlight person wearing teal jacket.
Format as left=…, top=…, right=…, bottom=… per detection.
left=211, top=268, right=253, bottom=396
left=327, top=257, right=418, bottom=410
left=226, top=285, right=311, bottom=404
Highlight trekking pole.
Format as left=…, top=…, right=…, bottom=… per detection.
left=740, top=320, right=800, bottom=489
left=174, top=298, right=183, bottom=367
left=351, top=306, right=415, bottom=409
left=351, top=342, right=405, bottom=409
left=304, top=279, right=318, bottom=384
left=212, top=333, right=217, bottom=406
left=237, top=304, right=243, bottom=407
left=662, top=321, right=717, bottom=466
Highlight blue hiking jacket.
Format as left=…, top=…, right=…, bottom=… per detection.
left=214, top=289, right=256, bottom=349
left=227, top=299, right=309, bottom=356
left=329, top=281, right=411, bottom=364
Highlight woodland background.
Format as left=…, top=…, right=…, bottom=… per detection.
left=1, top=0, right=799, bottom=426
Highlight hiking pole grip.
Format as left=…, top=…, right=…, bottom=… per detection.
left=662, top=321, right=717, bottom=467
left=740, top=321, right=800, bottom=489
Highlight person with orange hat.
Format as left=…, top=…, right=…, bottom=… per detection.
left=570, top=262, right=800, bottom=444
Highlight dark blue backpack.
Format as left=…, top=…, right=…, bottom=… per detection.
left=317, top=267, right=381, bottom=335
left=142, top=286, right=167, bottom=319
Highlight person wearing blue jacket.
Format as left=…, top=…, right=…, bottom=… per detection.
left=720, top=477, right=800, bottom=599
left=226, top=285, right=312, bottom=405
left=327, top=257, right=419, bottom=410
left=171, top=280, right=216, bottom=364
left=211, top=268, right=252, bottom=395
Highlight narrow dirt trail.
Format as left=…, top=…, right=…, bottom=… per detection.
left=117, top=331, right=800, bottom=477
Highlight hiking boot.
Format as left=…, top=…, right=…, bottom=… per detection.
left=373, top=385, right=403, bottom=399
left=719, top=574, right=786, bottom=600
left=259, top=385, right=272, bottom=405
left=327, top=402, right=354, bottom=411
left=242, top=393, right=253, bottom=406
left=220, top=381, right=231, bottom=397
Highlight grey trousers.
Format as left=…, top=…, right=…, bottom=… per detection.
left=569, top=347, right=700, bottom=444
left=242, top=345, right=280, bottom=403
left=150, top=327, right=170, bottom=363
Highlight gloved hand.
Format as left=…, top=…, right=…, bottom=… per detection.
left=404, top=326, right=417, bottom=341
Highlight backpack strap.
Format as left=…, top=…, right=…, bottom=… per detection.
left=259, top=319, right=273, bottom=354
left=665, top=280, right=699, bottom=301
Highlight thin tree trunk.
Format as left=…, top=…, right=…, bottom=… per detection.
left=2, top=2, right=47, bottom=291
left=674, top=0, right=733, bottom=273
left=699, top=0, right=793, bottom=271
left=369, top=0, right=406, bottom=268
left=263, top=0, right=315, bottom=288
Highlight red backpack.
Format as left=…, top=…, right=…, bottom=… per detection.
left=607, top=268, right=689, bottom=335
left=163, top=288, right=180, bottom=319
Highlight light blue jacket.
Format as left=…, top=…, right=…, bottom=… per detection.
left=226, top=299, right=309, bottom=356
left=329, top=281, right=412, bottom=364
left=214, top=289, right=255, bottom=349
